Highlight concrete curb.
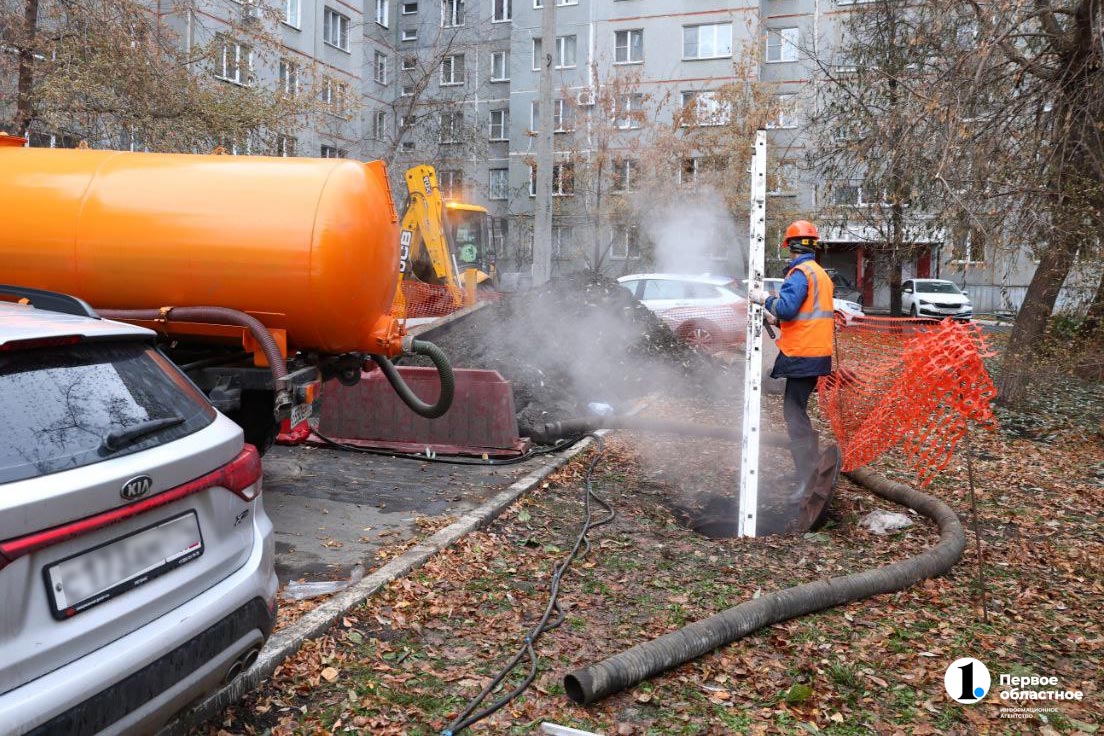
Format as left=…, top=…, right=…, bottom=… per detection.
left=160, top=433, right=603, bottom=736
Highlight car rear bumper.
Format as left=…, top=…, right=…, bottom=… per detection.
left=1, top=509, right=277, bottom=736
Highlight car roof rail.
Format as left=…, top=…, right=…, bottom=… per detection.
left=0, top=284, right=101, bottom=319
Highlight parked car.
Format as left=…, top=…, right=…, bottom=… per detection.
left=618, top=273, right=747, bottom=352
left=902, top=278, right=973, bottom=320
left=0, top=286, right=278, bottom=735
left=745, top=278, right=866, bottom=324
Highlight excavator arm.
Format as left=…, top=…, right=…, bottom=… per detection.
left=394, top=165, right=464, bottom=316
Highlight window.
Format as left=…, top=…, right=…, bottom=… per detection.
left=610, top=225, right=640, bottom=260
left=323, top=8, right=351, bottom=51
left=374, top=51, right=389, bottom=84
left=680, top=157, right=697, bottom=184
left=321, top=77, right=349, bottom=117
left=766, top=94, right=797, bottom=129
left=401, top=83, right=415, bottom=96
left=491, top=50, right=509, bottom=81
left=441, top=54, right=465, bottom=85
left=376, top=0, right=389, bottom=26
left=952, top=222, right=987, bottom=263
left=284, top=0, right=301, bottom=27
left=529, top=99, right=573, bottom=132
left=615, top=29, right=643, bottom=64
left=442, top=0, right=464, bottom=27
left=615, top=93, right=643, bottom=129
left=402, top=28, right=418, bottom=41
left=493, top=0, right=511, bottom=21
left=553, top=162, right=574, bottom=196
left=532, top=35, right=576, bottom=70
left=826, top=179, right=884, bottom=206
left=528, top=163, right=574, bottom=196
left=372, top=110, right=387, bottom=140
left=683, top=23, right=732, bottom=60
left=438, top=170, right=463, bottom=198
left=766, top=27, right=799, bottom=63
left=215, top=37, right=252, bottom=85
left=321, top=145, right=347, bottom=158
left=439, top=111, right=463, bottom=143
left=552, top=225, right=573, bottom=259
left=402, top=140, right=416, bottom=151
left=489, top=109, right=508, bottom=140
left=489, top=168, right=509, bottom=199
left=612, top=158, right=638, bottom=192
left=402, top=1, right=417, bottom=13
left=279, top=58, right=299, bottom=95
left=275, top=134, right=296, bottom=157
left=680, top=90, right=728, bottom=126
left=402, top=55, right=417, bottom=70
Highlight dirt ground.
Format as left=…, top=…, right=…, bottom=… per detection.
left=191, top=369, right=1104, bottom=735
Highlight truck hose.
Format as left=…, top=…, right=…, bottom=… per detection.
left=528, top=416, right=789, bottom=448
left=562, top=466, right=966, bottom=705
left=369, top=338, right=454, bottom=418
left=100, top=306, right=292, bottom=416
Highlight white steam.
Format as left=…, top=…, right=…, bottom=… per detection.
left=636, top=187, right=747, bottom=277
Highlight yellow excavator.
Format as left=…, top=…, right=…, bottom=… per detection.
left=393, top=165, right=496, bottom=318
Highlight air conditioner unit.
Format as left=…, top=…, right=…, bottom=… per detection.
left=576, top=88, right=596, bottom=107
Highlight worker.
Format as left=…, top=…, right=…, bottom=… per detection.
left=748, top=220, right=834, bottom=482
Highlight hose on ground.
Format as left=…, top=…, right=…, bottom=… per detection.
left=563, top=466, right=966, bottom=705
left=528, top=415, right=789, bottom=448
left=369, top=338, right=454, bottom=418
left=443, top=434, right=614, bottom=735
left=100, top=306, right=292, bottom=416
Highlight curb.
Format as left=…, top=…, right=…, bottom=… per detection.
left=159, top=433, right=603, bottom=736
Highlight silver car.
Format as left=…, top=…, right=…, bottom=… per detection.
left=0, top=287, right=277, bottom=735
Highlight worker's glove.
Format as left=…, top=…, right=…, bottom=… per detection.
left=748, top=287, right=769, bottom=305
left=763, top=311, right=779, bottom=326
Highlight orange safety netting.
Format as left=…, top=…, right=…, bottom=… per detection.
left=392, top=281, right=505, bottom=322
left=818, top=315, right=998, bottom=485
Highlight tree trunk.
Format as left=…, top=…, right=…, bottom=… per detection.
left=888, top=250, right=903, bottom=316
left=997, top=234, right=1079, bottom=405
left=13, top=0, right=40, bottom=135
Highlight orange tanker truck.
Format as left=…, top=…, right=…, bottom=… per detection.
left=0, top=137, right=454, bottom=451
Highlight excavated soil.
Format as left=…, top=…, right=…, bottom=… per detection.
left=411, top=273, right=736, bottom=431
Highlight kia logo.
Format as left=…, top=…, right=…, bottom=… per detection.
left=121, top=475, right=153, bottom=501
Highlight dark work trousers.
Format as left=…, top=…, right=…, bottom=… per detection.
left=783, top=376, right=820, bottom=478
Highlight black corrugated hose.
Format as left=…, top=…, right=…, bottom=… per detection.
left=370, top=338, right=454, bottom=418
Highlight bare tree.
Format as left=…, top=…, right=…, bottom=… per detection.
left=1, top=0, right=316, bottom=151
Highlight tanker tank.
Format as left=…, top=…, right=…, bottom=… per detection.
left=0, top=146, right=403, bottom=357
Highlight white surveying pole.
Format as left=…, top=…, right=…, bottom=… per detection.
left=531, top=0, right=556, bottom=286
left=739, top=129, right=767, bottom=538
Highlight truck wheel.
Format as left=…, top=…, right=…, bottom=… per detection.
left=227, top=390, right=278, bottom=455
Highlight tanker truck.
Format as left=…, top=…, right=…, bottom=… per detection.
left=0, top=136, right=453, bottom=452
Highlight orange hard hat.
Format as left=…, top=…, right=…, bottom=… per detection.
left=784, top=220, right=819, bottom=242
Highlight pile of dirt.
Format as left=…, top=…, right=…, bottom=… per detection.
left=411, top=273, right=733, bottom=431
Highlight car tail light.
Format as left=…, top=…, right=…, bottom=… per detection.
left=0, top=444, right=262, bottom=572
left=221, top=443, right=263, bottom=501
left=0, top=334, right=83, bottom=352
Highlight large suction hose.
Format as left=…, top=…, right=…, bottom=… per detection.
left=369, top=338, right=454, bottom=419
left=100, top=306, right=293, bottom=416
left=529, top=416, right=789, bottom=448
left=563, top=466, right=966, bottom=704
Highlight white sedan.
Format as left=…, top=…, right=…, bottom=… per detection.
left=902, top=279, right=973, bottom=320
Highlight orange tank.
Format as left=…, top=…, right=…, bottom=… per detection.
left=0, top=147, right=402, bottom=355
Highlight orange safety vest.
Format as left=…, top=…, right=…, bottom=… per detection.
left=777, top=261, right=835, bottom=358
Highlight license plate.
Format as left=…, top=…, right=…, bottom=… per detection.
left=44, top=512, right=203, bottom=620
left=290, top=401, right=312, bottom=427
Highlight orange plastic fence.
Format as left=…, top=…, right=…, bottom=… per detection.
left=392, top=281, right=505, bottom=322
left=818, top=315, right=997, bottom=485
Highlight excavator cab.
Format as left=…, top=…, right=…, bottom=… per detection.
left=445, top=202, right=495, bottom=285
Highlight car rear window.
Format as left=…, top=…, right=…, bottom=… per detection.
left=0, top=341, right=216, bottom=484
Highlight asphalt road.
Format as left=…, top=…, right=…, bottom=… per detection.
left=262, top=443, right=554, bottom=583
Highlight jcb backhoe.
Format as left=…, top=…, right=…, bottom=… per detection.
left=394, top=165, right=496, bottom=318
